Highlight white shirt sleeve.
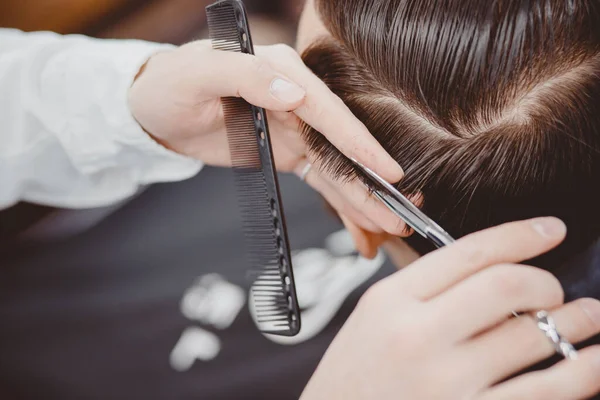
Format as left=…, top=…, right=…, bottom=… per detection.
left=0, top=29, right=203, bottom=210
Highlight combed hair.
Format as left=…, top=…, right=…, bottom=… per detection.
left=301, top=0, right=600, bottom=269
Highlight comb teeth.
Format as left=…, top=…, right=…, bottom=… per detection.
left=221, top=99, right=260, bottom=168
left=207, top=3, right=242, bottom=53
left=207, top=0, right=300, bottom=336
left=224, top=100, right=299, bottom=334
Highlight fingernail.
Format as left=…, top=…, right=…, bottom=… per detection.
left=270, top=78, right=306, bottom=104
left=580, top=298, right=600, bottom=328
left=351, top=157, right=404, bottom=182
left=382, top=159, right=405, bottom=180
left=393, top=159, right=405, bottom=178
left=531, top=217, right=567, bottom=239
left=393, top=163, right=405, bottom=180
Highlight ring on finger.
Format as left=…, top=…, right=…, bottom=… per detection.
left=536, top=310, right=578, bottom=360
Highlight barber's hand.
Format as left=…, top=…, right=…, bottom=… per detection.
left=301, top=218, right=600, bottom=400
left=128, top=40, right=406, bottom=246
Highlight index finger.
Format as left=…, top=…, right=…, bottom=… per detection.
left=393, top=217, right=567, bottom=300
left=266, top=50, right=404, bottom=183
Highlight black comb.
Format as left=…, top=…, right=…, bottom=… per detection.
left=206, top=0, right=301, bottom=336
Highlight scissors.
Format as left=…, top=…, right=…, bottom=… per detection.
left=349, top=161, right=581, bottom=359
left=350, top=158, right=455, bottom=248
left=351, top=159, right=526, bottom=320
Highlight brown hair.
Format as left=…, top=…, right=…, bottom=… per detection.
left=301, top=0, right=600, bottom=269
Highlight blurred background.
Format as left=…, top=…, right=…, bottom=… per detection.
left=0, top=2, right=401, bottom=399
left=0, top=0, right=303, bottom=44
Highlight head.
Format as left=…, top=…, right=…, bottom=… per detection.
left=296, top=0, right=600, bottom=270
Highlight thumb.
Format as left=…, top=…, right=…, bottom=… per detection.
left=198, top=49, right=306, bottom=111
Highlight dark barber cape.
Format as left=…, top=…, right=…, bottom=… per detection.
left=0, top=168, right=396, bottom=400
left=0, top=168, right=598, bottom=400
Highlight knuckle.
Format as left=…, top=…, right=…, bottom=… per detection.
left=358, top=279, right=404, bottom=315
left=273, top=43, right=298, bottom=58
left=304, top=96, right=326, bottom=121
left=250, top=56, right=271, bottom=76
left=528, top=267, right=564, bottom=305
left=486, top=265, right=528, bottom=298
left=347, top=131, right=362, bottom=157
left=458, top=243, right=489, bottom=267
left=262, top=44, right=299, bottom=70
left=486, top=265, right=564, bottom=305
left=358, top=281, right=387, bottom=309
left=338, top=202, right=356, bottom=220
left=576, top=298, right=600, bottom=332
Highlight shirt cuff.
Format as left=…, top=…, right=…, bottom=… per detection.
left=104, top=39, right=204, bottom=183
left=44, top=35, right=203, bottom=183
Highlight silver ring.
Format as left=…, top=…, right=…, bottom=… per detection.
left=300, top=163, right=312, bottom=182
left=536, top=310, right=578, bottom=360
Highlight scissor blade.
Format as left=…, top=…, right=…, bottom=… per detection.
left=372, top=190, right=429, bottom=238
left=350, top=158, right=455, bottom=247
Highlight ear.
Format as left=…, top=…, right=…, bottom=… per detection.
left=339, top=215, right=390, bottom=259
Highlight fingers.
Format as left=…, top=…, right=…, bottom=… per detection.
left=428, top=264, right=564, bottom=342
left=319, top=178, right=406, bottom=236
left=293, top=154, right=410, bottom=236
left=294, top=160, right=382, bottom=233
left=191, top=41, right=403, bottom=182
left=467, top=298, right=600, bottom=386
left=192, top=48, right=307, bottom=112
left=292, top=74, right=404, bottom=183
left=254, top=44, right=404, bottom=183
left=479, top=346, right=600, bottom=400
left=271, top=114, right=409, bottom=237
left=395, top=218, right=567, bottom=300
left=191, top=39, right=405, bottom=228
left=269, top=116, right=393, bottom=239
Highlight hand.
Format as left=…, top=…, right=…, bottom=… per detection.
left=128, top=41, right=407, bottom=253
left=301, top=218, right=600, bottom=400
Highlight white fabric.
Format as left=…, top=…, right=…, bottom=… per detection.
left=0, top=29, right=203, bottom=210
